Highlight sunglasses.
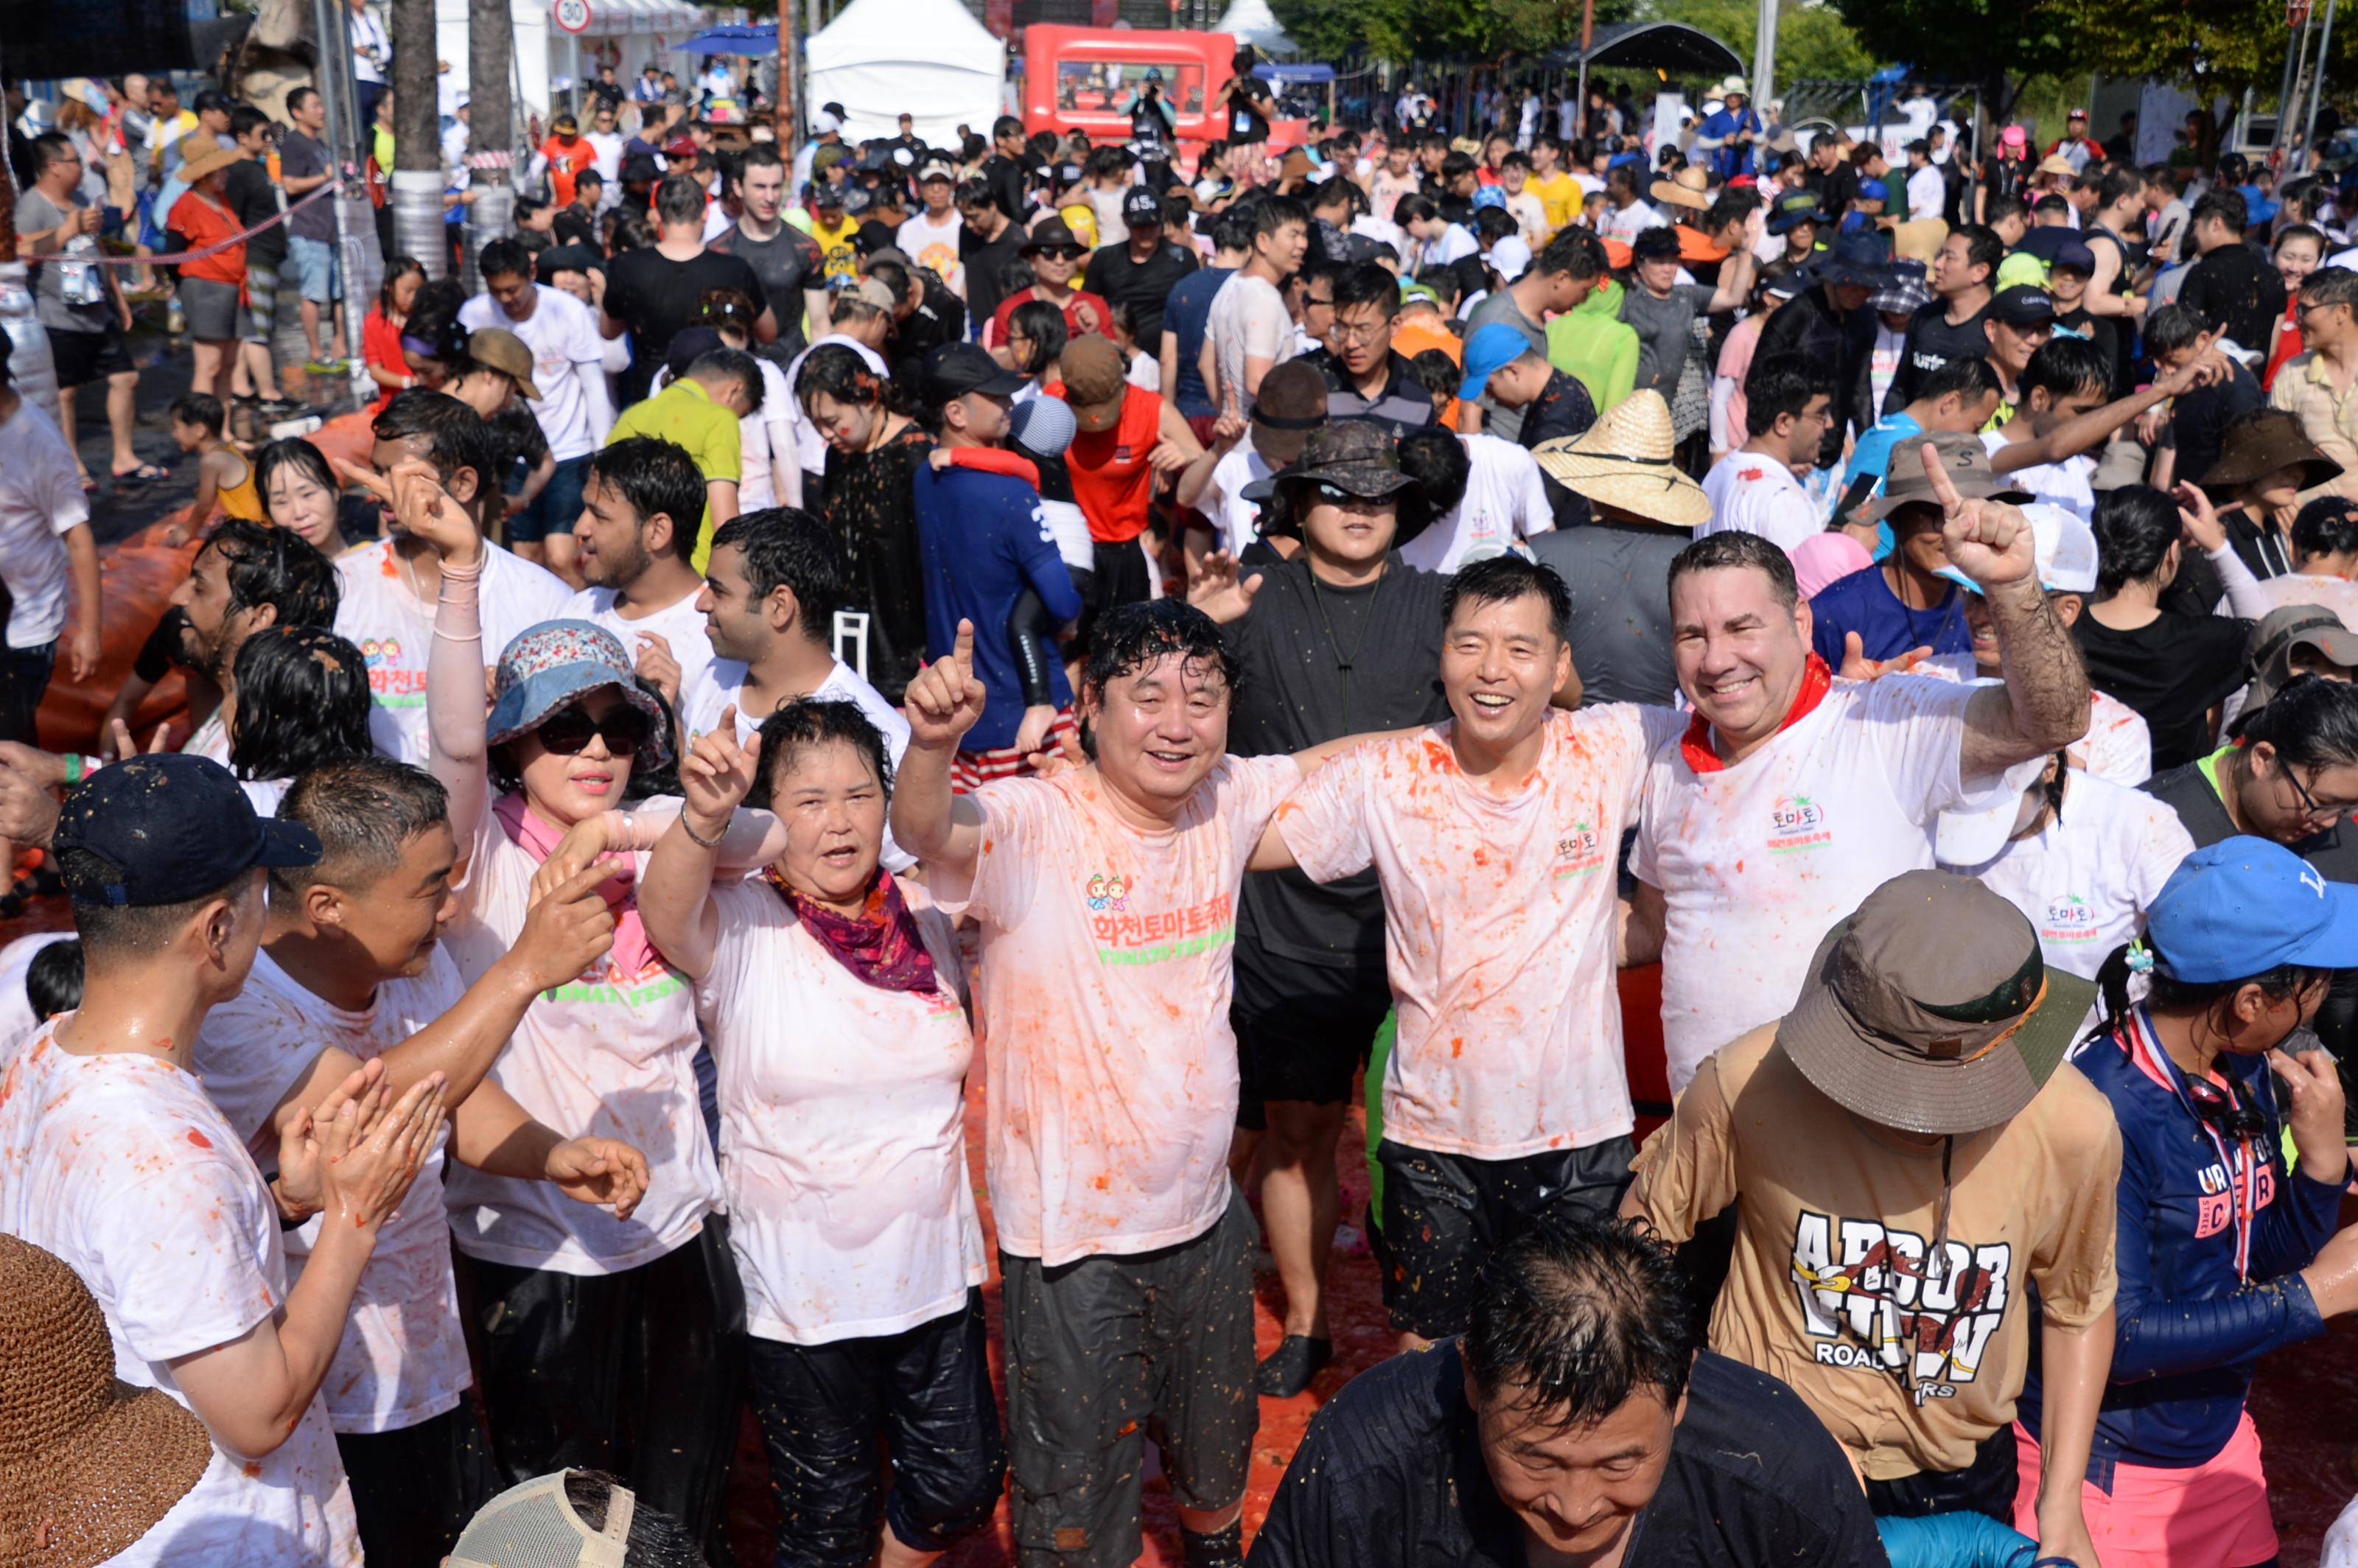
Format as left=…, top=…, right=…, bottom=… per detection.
left=534, top=703, right=652, bottom=757
left=1313, top=482, right=1390, bottom=508
left=1035, top=246, right=1085, bottom=262
left=2183, top=1075, right=2269, bottom=1141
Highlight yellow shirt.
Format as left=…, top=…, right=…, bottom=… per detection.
left=607, top=379, right=741, bottom=570
left=1530, top=170, right=1581, bottom=237
left=217, top=451, right=265, bottom=522
left=809, top=213, right=861, bottom=283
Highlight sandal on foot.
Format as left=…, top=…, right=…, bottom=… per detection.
left=112, top=462, right=169, bottom=486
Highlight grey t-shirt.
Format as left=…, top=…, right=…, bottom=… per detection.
left=1618, top=281, right=1714, bottom=398
left=279, top=131, right=337, bottom=242
left=14, top=188, right=108, bottom=335
left=1464, top=290, right=1545, bottom=442
left=1528, top=519, right=1687, bottom=707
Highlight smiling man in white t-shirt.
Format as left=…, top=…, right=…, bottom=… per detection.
left=562, top=437, right=720, bottom=717
left=1626, top=451, right=2093, bottom=1091
left=189, top=757, right=646, bottom=1563
left=1696, top=356, right=1837, bottom=553
left=0, top=753, right=441, bottom=1568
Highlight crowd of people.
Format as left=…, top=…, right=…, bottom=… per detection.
left=6, top=40, right=2358, bottom=1568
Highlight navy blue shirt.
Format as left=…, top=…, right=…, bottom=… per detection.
left=1161, top=265, right=1234, bottom=420
left=2021, top=1011, right=2343, bottom=1477
left=1806, top=562, right=1972, bottom=666
left=912, top=463, right=1085, bottom=751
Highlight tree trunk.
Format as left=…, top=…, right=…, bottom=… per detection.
left=464, top=0, right=514, bottom=293
left=389, top=0, right=445, bottom=274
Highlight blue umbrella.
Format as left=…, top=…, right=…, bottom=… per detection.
left=673, top=23, right=779, bottom=56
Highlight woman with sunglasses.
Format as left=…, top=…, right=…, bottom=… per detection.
left=2010, top=836, right=2358, bottom=1568
left=634, top=699, right=1004, bottom=1568
left=417, top=461, right=742, bottom=1554
left=982, top=214, right=1109, bottom=354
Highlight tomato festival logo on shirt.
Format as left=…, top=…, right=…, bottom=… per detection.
left=1551, top=822, right=1609, bottom=880
left=1768, top=794, right=1832, bottom=853
left=360, top=636, right=427, bottom=705
left=2040, top=894, right=2103, bottom=944
left=1787, top=1210, right=2014, bottom=1404
left=545, top=948, right=685, bottom=1007
left=1085, top=872, right=1131, bottom=912
left=1089, top=891, right=1236, bottom=967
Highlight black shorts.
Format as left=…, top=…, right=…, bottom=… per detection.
left=746, top=1289, right=1005, bottom=1568
left=1074, top=538, right=1152, bottom=654
left=1860, top=1421, right=2019, bottom=1525
left=1232, top=934, right=1388, bottom=1128
left=1376, top=1135, right=1637, bottom=1340
left=49, top=323, right=132, bottom=389
left=1001, top=1189, right=1259, bottom=1567
left=335, top=1399, right=499, bottom=1565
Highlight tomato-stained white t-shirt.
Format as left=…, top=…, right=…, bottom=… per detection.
left=0, top=1029, right=362, bottom=1566
left=700, top=879, right=985, bottom=1345
left=931, top=757, right=1300, bottom=1264
left=194, top=948, right=472, bottom=1434
left=1276, top=707, right=1684, bottom=1158
left=1631, top=676, right=1987, bottom=1091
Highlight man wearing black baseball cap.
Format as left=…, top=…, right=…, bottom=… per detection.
left=0, top=752, right=453, bottom=1566
left=1083, top=186, right=1198, bottom=355
left=1986, top=284, right=2057, bottom=423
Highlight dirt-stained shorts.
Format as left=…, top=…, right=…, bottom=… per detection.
left=998, top=1188, right=1259, bottom=1567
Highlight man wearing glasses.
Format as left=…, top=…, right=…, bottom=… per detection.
left=1296, top=260, right=1438, bottom=438
left=2272, top=266, right=2358, bottom=506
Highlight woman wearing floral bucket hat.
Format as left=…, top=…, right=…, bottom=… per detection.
left=412, top=449, right=748, bottom=1556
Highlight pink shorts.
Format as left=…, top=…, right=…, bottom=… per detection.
left=2012, top=1415, right=2278, bottom=1568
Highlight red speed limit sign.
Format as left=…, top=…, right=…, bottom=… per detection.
left=553, top=0, right=592, bottom=32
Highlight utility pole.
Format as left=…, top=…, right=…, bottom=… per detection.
left=2306, top=0, right=2342, bottom=168
left=390, top=0, right=446, bottom=274
left=465, top=0, right=515, bottom=293
left=1753, top=0, right=1777, bottom=119
left=780, top=0, right=800, bottom=141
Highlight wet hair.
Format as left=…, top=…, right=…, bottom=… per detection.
left=398, top=277, right=474, bottom=368
left=1668, top=529, right=1801, bottom=613
left=1916, top=352, right=2002, bottom=406
left=685, top=347, right=764, bottom=414
left=1249, top=194, right=1309, bottom=241
left=2094, top=937, right=2327, bottom=1044
left=2144, top=301, right=2211, bottom=358
left=624, top=677, right=683, bottom=801
left=1396, top=427, right=1471, bottom=519
left=26, top=939, right=83, bottom=1021
left=1446, top=553, right=1572, bottom=643
left=2241, top=671, right=2358, bottom=777
left=2191, top=187, right=2248, bottom=235
left=270, top=756, right=452, bottom=899
left=478, top=237, right=533, bottom=282
left=169, top=392, right=225, bottom=436
left=865, top=257, right=912, bottom=305
left=1462, top=1214, right=1698, bottom=1427
left=753, top=697, right=893, bottom=810
left=2303, top=267, right=2358, bottom=312
left=253, top=437, right=338, bottom=518
left=1742, top=354, right=1832, bottom=438
left=1005, top=298, right=1068, bottom=376
left=654, top=172, right=707, bottom=226
left=1077, top=599, right=1239, bottom=760
left=557, top=1471, right=706, bottom=1568
left=1629, top=225, right=1680, bottom=264
left=953, top=176, right=995, bottom=213
left=587, top=437, right=707, bottom=556
left=230, top=626, right=373, bottom=785
left=1538, top=225, right=1610, bottom=281
left=2091, top=484, right=2181, bottom=592
left=1331, top=261, right=1400, bottom=320
left=2020, top=335, right=2113, bottom=406
left=2294, top=497, right=2358, bottom=562
left=1407, top=346, right=1461, bottom=405
left=708, top=506, right=842, bottom=648
left=57, top=848, right=242, bottom=959
left=1439, top=150, right=1477, bottom=183
left=202, top=517, right=340, bottom=629
left=372, top=389, right=495, bottom=499
left=795, top=341, right=889, bottom=413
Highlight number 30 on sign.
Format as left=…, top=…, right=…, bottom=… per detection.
left=553, top=0, right=592, bottom=32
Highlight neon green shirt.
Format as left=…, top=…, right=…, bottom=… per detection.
left=607, top=378, right=741, bottom=570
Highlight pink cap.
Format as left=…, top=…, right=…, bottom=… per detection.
left=2001, top=125, right=2027, bottom=148
left=2068, top=107, right=2088, bottom=119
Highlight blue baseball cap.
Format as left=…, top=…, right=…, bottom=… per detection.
left=1471, top=185, right=1508, bottom=211
left=1858, top=178, right=1889, bottom=202
left=2145, top=836, right=2358, bottom=984
left=1458, top=322, right=1536, bottom=404
left=54, top=753, right=321, bottom=907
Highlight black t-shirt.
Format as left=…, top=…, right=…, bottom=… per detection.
left=980, top=153, right=1029, bottom=224
left=220, top=158, right=287, bottom=269
left=552, top=206, right=598, bottom=249
left=1223, top=79, right=1273, bottom=146
left=706, top=221, right=822, bottom=361
left=1250, top=1345, right=1886, bottom=1568
left=1528, top=519, right=1687, bottom=707
left=2181, top=243, right=2289, bottom=359
left=819, top=423, right=935, bottom=702
left=2074, top=609, right=2252, bottom=771
left=961, top=222, right=1029, bottom=332
left=1981, top=153, right=2031, bottom=207
left=600, top=246, right=769, bottom=405
left=589, top=80, right=626, bottom=113
left=891, top=278, right=969, bottom=386
left=1222, top=558, right=1450, bottom=971
left=2163, top=362, right=2264, bottom=494
left=1806, top=161, right=1861, bottom=219
left=1884, top=301, right=1992, bottom=416
left=1082, top=239, right=1197, bottom=355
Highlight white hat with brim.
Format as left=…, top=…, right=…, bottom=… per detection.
left=1530, top=391, right=1712, bottom=528
left=1935, top=741, right=2051, bottom=867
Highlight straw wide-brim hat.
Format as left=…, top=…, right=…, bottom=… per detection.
left=1530, top=392, right=1711, bottom=528
left=1649, top=165, right=1713, bottom=210
left=0, top=1235, right=213, bottom=1568
left=2035, top=153, right=2077, bottom=178
left=175, top=140, right=244, bottom=186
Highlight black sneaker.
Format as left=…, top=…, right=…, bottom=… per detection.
left=1253, top=1334, right=1332, bottom=1398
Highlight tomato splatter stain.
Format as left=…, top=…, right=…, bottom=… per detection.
left=1450, top=1036, right=1464, bottom=1059
left=186, top=1130, right=212, bottom=1149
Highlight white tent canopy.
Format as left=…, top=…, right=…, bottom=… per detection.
left=805, top=0, right=1006, bottom=150
left=1211, top=0, right=1296, bottom=57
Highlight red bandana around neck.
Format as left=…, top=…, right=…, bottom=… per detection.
left=764, top=866, right=940, bottom=995
left=1679, top=653, right=1833, bottom=774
